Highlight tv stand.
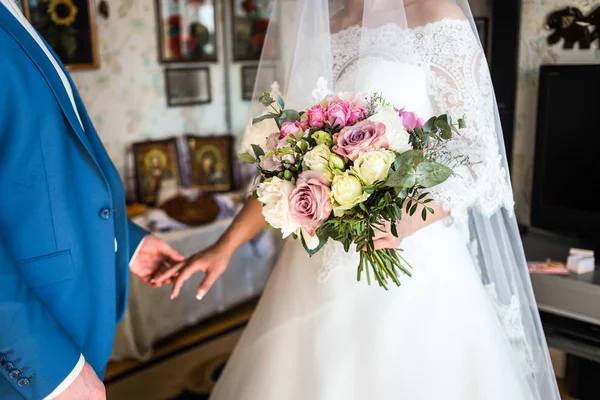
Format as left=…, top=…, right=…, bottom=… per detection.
left=521, top=229, right=600, bottom=399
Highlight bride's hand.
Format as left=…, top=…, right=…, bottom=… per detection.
left=154, top=242, right=233, bottom=300
left=371, top=221, right=404, bottom=250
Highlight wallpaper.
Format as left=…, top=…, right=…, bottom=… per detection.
left=70, top=0, right=234, bottom=177
left=513, top=0, right=600, bottom=223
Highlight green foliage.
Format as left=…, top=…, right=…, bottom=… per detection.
left=238, top=152, right=257, bottom=164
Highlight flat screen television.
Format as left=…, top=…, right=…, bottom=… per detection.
left=531, top=64, right=600, bottom=248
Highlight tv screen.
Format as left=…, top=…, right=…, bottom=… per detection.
left=531, top=65, right=600, bottom=240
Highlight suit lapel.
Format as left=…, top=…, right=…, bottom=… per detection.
left=0, top=4, right=100, bottom=170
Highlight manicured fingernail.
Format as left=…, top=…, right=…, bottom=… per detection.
left=170, top=294, right=175, bottom=300
left=196, top=290, right=206, bottom=300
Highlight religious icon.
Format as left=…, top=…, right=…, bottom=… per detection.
left=187, top=135, right=234, bottom=192
left=132, top=139, right=182, bottom=205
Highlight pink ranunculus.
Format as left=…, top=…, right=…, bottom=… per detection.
left=288, top=170, right=332, bottom=236
left=279, top=121, right=302, bottom=139
left=307, top=105, right=326, bottom=129
left=334, top=120, right=389, bottom=161
left=327, top=99, right=351, bottom=129
left=398, top=108, right=425, bottom=130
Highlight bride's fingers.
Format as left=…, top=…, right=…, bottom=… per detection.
left=152, top=261, right=186, bottom=285
left=196, top=270, right=220, bottom=300
left=170, top=265, right=198, bottom=300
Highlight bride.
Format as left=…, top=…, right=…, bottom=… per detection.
left=156, top=0, right=560, bottom=399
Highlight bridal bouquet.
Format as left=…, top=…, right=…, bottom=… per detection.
left=239, top=90, right=468, bottom=289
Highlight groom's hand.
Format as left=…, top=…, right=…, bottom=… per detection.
left=55, top=362, right=105, bottom=400
left=129, top=235, right=184, bottom=286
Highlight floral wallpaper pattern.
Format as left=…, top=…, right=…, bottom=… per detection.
left=513, top=0, right=600, bottom=223
left=70, top=0, right=232, bottom=177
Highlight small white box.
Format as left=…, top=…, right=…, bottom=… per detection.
left=567, top=254, right=595, bottom=274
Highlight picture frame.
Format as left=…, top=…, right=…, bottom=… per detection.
left=240, top=64, right=277, bottom=101
left=241, top=65, right=258, bottom=100
left=474, top=17, right=490, bottom=57
left=231, top=0, right=275, bottom=61
left=22, top=0, right=99, bottom=70
left=186, top=134, right=234, bottom=193
left=155, top=0, right=218, bottom=63
left=164, top=66, right=212, bottom=106
left=132, top=138, right=182, bottom=205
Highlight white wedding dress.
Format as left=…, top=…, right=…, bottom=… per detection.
left=210, top=20, right=533, bottom=400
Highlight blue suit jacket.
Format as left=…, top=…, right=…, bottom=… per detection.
left=0, top=5, right=147, bottom=399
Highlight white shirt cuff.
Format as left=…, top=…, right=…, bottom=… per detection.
left=44, top=354, right=85, bottom=399
left=129, top=237, right=146, bottom=267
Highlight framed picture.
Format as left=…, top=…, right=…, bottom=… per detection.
left=231, top=0, right=275, bottom=61
left=186, top=135, right=234, bottom=192
left=155, top=0, right=218, bottom=63
left=132, top=138, right=182, bottom=205
left=23, top=0, right=99, bottom=70
left=241, top=65, right=258, bottom=100
left=165, top=66, right=212, bottom=106
left=474, top=17, right=489, bottom=57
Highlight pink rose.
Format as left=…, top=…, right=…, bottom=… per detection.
left=398, top=108, right=425, bottom=130
left=307, top=105, right=326, bottom=129
left=279, top=121, right=302, bottom=139
left=333, top=120, right=389, bottom=161
left=288, top=171, right=332, bottom=236
left=327, top=99, right=351, bottom=129
left=347, top=106, right=366, bottom=125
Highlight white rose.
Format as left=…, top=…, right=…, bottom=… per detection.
left=352, top=149, right=396, bottom=185
left=368, top=106, right=412, bottom=153
left=256, top=177, right=300, bottom=238
left=331, top=171, right=370, bottom=217
left=302, top=144, right=333, bottom=181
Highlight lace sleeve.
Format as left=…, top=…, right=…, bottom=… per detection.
left=423, top=20, right=514, bottom=217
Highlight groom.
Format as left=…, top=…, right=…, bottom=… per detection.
left=0, top=1, right=183, bottom=399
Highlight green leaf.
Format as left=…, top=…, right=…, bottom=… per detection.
left=275, top=94, right=285, bottom=110
left=384, top=165, right=416, bottom=188
left=300, top=230, right=328, bottom=257
left=410, top=203, right=418, bottom=216
left=364, top=186, right=375, bottom=194
left=423, top=116, right=437, bottom=132
left=394, top=150, right=424, bottom=170
left=237, top=152, right=257, bottom=164
left=252, top=113, right=279, bottom=125
left=259, top=92, right=274, bottom=107
left=417, top=192, right=428, bottom=200
left=445, top=113, right=452, bottom=124
left=434, top=119, right=452, bottom=140
left=423, top=198, right=434, bottom=204
left=251, top=144, right=265, bottom=159
left=359, top=203, right=369, bottom=213
left=406, top=199, right=413, bottom=213
left=277, top=109, right=300, bottom=126
left=391, top=222, right=398, bottom=237
left=458, top=118, right=467, bottom=129
left=421, top=207, right=427, bottom=221
left=415, top=162, right=453, bottom=188
left=427, top=207, right=434, bottom=214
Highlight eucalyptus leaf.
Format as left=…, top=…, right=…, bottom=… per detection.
left=394, top=150, right=424, bottom=169
left=259, top=92, right=274, bottom=107
left=275, top=94, right=285, bottom=110
left=384, top=165, right=416, bottom=188
left=423, top=116, right=437, bottom=132
left=238, top=152, right=257, bottom=164
left=252, top=113, right=279, bottom=125
left=458, top=118, right=467, bottom=129
left=415, top=162, right=453, bottom=188
left=277, top=109, right=301, bottom=125
left=434, top=119, right=452, bottom=140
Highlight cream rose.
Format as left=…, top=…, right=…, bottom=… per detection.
left=331, top=171, right=370, bottom=217
left=256, top=177, right=300, bottom=238
left=352, top=149, right=396, bottom=185
left=302, top=144, right=334, bottom=181
left=368, top=106, right=412, bottom=154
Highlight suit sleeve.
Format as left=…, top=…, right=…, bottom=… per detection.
left=0, top=242, right=81, bottom=400
left=127, top=220, right=148, bottom=262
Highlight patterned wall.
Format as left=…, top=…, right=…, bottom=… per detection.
left=513, top=0, right=600, bottom=223
left=70, top=0, right=233, bottom=177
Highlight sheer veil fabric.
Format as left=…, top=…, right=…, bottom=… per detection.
left=238, top=1, right=560, bottom=399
